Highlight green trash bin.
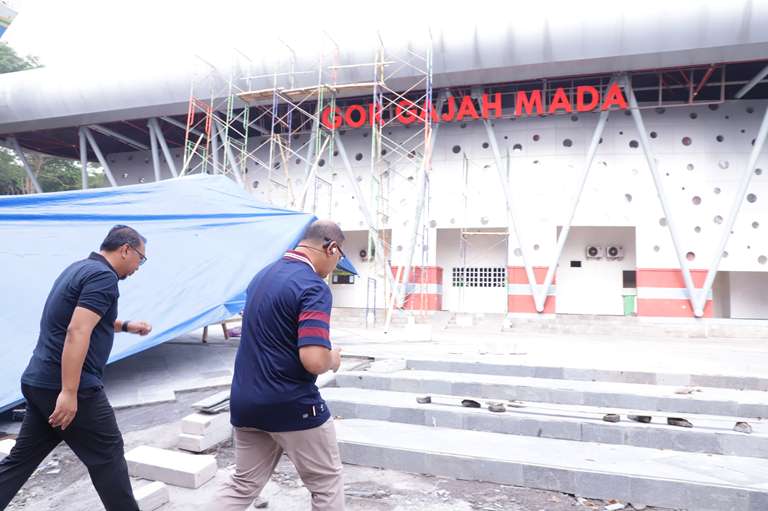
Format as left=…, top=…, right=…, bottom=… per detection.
left=623, top=295, right=636, bottom=316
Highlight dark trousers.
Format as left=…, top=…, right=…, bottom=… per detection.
left=0, top=384, right=138, bottom=510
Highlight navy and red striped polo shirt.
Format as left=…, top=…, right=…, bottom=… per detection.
left=230, top=250, right=334, bottom=432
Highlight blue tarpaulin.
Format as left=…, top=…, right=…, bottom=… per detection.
left=0, top=175, right=353, bottom=412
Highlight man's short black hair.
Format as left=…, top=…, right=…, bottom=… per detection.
left=100, top=225, right=147, bottom=252
left=301, top=220, right=345, bottom=245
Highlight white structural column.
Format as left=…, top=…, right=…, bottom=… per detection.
left=148, top=118, right=179, bottom=178
left=695, top=102, right=768, bottom=316
left=80, top=127, right=117, bottom=187
left=79, top=127, right=88, bottom=190
left=623, top=76, right=699, bottom=314
left=8, top=136, right=42, bottom=193
left=148, top=119, right=162, bottom=182
left=535, top=106, right=611, bottom=311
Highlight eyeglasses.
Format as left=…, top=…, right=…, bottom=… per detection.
left=323, top=238, right=346, bottom=260
left=128, top=245, right=147, bottom=266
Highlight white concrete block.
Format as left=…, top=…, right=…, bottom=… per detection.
left=132, top=481, right=170, bottom=511
left=181, top=412, right=231, bottom=436
left=177, top=431, right=232, bottom=453
left=368, top=359, right=407, bottom=373
left=0, top=439, right=15, bottom=460
left=125, top=446, right=217, bottom=489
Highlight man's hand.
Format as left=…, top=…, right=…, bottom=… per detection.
left=49, top=389, right=78, bottom=430
left=330, top=347, right=342, bottom=373
left=126, top=321, right=152, bottom=336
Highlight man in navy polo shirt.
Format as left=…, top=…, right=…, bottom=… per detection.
left=218, top=220, right=346, bottom=511
left=0, top=225, right=152, bottom=511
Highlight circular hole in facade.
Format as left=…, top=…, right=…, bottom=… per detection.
left=295, top=158, right=301, bottom=165
left=513, top=143, right=523, bottom=151
left=533, top=244, right=540, bottom=251
left=429, top=220, right=437, bottom=228
left=718, top=160, right=729, bottom=169
left=682, top=136, right=692, bottom=146
left=333, top=150, right=339, bottom=157
left=629, top=140, right=639, bottom=148
left=355, top=153, right=363, bottom=161
left=741, top=129, right=746, bottom=133
left=686, top=251, right=696, bottom=261
left=659, top=217, right=668, bottom=226
left=619, top=131, right=624, bottom=135
left=708, top=104, right=719, bottom=111
left=482, top=142, right=489, bottom=149
left=570, top=115, right=579, bottom=122
left=747, top=107, right=755, bottom=114
left=753, top=221, right=760, bottom=229
left=480, top=216, right=489, bottom=225
left=650, top=131, right=658, bottom=139
left=514, top=248, right=522, bottom=257
left=533, top=134, right=540, bottom=141
left=723, top=251, right=729, bottom=258
left=747, top=193, right=757, bottom=203
left=689, top=112, right=698, bottom=119
left=714, top=215, right=723, bottom=224
left=653, top=245, right=660, bottom=252
left=563, top=138, right=573, bottom=147
left=381, top=149, right=387, bottom=156
left=503, top=135, right=508, bottom=140
left=759, top=255, right=768, bottom=265
left=687, top=163, right=694, bottom=171
left=756, top=168, right=763, bottom=176
left=716, top=135, right=724, bottom=142
left=449, top=218, right=455, bottom=224
left=692, top=196, right=702, bottom=205
left=625, top=193, right=633, bottom=202
left=460, top=123, right=467, bottom=129
left=452, top=145, right=461, bottom=154
left=252, top=180, right=259, bottom=188
left=694, top=226, right=701, bottom=233
left=655, top=107, right=666, bottom=114
left=396, top=245, right=403, bottom=252
left=714, top=187, right=721, bottom=194
left=318, top=159, right=325, bottom=167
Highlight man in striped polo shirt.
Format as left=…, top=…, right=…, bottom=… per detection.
left=218, top=220, right=346, bottom=511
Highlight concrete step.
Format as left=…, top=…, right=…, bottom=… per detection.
left=125, top=446, right=217, bottom=489
left=335, top=418, right=768, bottom=511
left=335, top=370, right=768, bottom=418
left=404, top=357, right=768, bottom=391
left=325, top=387, right=767, bottom=458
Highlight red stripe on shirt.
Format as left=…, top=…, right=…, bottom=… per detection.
left=298, top=327, right=329, bottom=340
left=299, top=311, right=330, bottom=323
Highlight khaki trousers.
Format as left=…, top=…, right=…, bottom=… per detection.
left=215, top=418, right=344, bottom=511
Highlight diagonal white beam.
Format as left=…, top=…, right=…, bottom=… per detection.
left=148, top=118, right=179, bottom=178
left=147, top=120, right=162, bottom=182
left=695, top=103, right=768, bottom=316
left=483, top=118, right=539, bottom=312
left=335, top=135, right=403, bottom=311
left=81, top=127, right=117, bottom=187
left=623, top=76, right=699, bottom=314
left=734, top=63, right=768, bottom=99
left=8, top=136, right=42, bottom=193
left=88, top=124, right=149, bottom=151
left=535, top=106, right=611, bottom=311
left=213, top=117, right=244, bottom=186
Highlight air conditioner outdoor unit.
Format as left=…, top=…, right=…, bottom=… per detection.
left=585, top=245, right=603, bottom=259
left=606, top=245, right=625, bottom=260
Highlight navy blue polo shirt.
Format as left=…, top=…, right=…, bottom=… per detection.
left=230, top=250, right=333, bottom=432
left=21, top=252, right=120, bottom=390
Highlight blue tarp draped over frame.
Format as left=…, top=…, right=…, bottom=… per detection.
left=0, top=175, right=354, bottom=412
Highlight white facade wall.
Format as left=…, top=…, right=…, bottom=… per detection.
left=102, top=99, right=768, bottom=316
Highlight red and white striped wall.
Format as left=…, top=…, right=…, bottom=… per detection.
left=636, top=269, right=713, bottom=317
left=507, top=266, right=556, bottom=314
left=391, top=266, right=444, bottom=310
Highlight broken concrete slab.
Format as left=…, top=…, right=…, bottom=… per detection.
left=335, top=418, right=768, bottom=511
left=180, top=411, right=231, bottom=437
left=132, top=480, right=170, bottom=511
left=125, top=446, right=217, bottom=489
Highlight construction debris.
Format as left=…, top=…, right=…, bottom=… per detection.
left=416, top=395, right=432, bottom=404
left=191, top=390, right=230, bottom=414
left=733, top=421, right=753, bottom=434
left=461, top=399, right=481, bottom=408
left=487, top=401, right=506, bottom=413
left=667, top=417, right=693, bottom=428
left=627, top=415, right=652, bottom=423
left=602, top=414, right=620, bottom=423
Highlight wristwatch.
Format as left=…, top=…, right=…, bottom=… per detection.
left=121, top=320, right=130, bottom=333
